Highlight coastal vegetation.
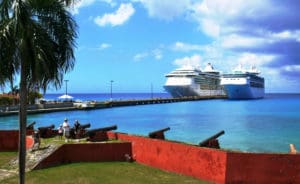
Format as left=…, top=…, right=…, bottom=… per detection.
left=0, top=91, right=42, bottom=106
left=0, top=0, right=77, bottom=183
left=0, top=96, right=15, bottom=106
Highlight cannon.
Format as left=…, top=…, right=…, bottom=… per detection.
left=85, top=125, right=117, bottom=141
left=79, top=123, right=91, bottom=130
left=38, top=124, right=55, bottom=138
left=85, top=125, right=117, bottom=137
left=26, top=121, right=36, bottom=130
left=70, top=123, right=91, bottom=139
left=148, top=127, right=170, bottom=140
left=198, top=130, right=225, bottom=149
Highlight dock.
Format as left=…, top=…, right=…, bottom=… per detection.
left=0, top=95, right=226, bottom=116
left=102, top=95, right=226, bottom=107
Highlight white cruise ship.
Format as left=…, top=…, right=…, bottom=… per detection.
left=220, top=65, right=265, bottom=99
left=163, top=63, right=225, bottom=98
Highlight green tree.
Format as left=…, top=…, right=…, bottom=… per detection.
left=28, top=91, right=43, bottom=104
left=0, top=1, right=77, bottom=183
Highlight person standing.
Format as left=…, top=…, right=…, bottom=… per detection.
left=32, top=130, right=40, bottom=151
left=57, top=124, right=63, bottom=140
left=62, top=118, right=70, bottom=142
left=74, top=120, right=81, bottom=139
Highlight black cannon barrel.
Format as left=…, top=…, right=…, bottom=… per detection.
left=85, top=125, right=117, bottom=137
left=26, top=121, right=36, bottom=129
left=79, top=123, right=91, bottom=129
left=148, top=127, right=170, bottom=137
left=38, top=124, right=55, bottom=130
left=199, top=130, right=225, bottom=147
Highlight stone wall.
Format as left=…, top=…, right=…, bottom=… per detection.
left=33, top=143, right=132, bottom=169
left=0, top=130, right=33, bottom=151
left=108, top=132, right=300, bottom=184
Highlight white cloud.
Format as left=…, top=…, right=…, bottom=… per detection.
left=271, top=30, right=300, bottom=42
left=152, top=49, right=162, bottom=60
left=171, top=42, right=202, bottom=52
left=282, top=65, right=300, bottom=73
left=237, top=53, right=275, bottom=67
left=221, top=34, right=269, bottom=49
left=70, top=0, right=116, bottom=15
left=134, top=49, right=163, bottom=61
left=94, top=3, right=135, bottom=27
left=70, top=0, right=96, bottom=15
left=134, top=0, right=190, bottom=21
left=173, top=54, right=202, bottom=68
left=98, top=43, right=111, bottom=50
left=190, top=0, right=272, bottom=38
left=134, top=52, right=148, bottom=61
left=201, top=18, right=220, bottom=38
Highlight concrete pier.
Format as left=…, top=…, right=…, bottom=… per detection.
left=0, top=95, right=226, bottom=116
left=102, top=95, right=226, bottom=108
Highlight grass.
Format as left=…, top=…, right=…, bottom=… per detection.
left=0, top=152, right=17, bottom=167
left=40, top=136, right=122, bottom=146
left=0, top=152, right=211, bottom=184
left=2, top=162, right=210, bottom=184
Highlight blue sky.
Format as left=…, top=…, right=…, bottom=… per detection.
left=44, top=1, right=300, bottom=93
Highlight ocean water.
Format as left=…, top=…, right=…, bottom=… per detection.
left=1, top=93, right=300, bottom=153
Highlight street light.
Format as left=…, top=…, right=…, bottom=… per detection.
left=110, top=80, right=114, bottom=101
left=64, top=79, right=69, bottom=95
left=151, top=83, right=153, bottom=99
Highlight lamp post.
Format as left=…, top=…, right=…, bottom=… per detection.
left=64, top=79, right=69, bottom=95
left=151, top=83, right=153, bottom=99
left=110, top=80, right=114, bottom=101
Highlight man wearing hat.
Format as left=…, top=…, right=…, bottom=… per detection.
left=62, top=118, right=70, bottom=142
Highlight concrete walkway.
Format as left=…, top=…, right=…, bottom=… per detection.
left=0, top=144, right=59, bottom=181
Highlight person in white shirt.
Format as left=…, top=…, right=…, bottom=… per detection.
left=62, top=118, right=70, bottom=142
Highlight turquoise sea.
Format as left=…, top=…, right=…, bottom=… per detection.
left=0, top=93, right=300, bottom=153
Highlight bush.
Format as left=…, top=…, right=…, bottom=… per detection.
left=0, top=96, right=14, bottom=106
left=28, top=92, right=43, bottom=104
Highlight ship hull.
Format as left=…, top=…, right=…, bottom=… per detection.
left=222, top=84, right=264, bottom=99
left=163, top=85, right=224, bottom=98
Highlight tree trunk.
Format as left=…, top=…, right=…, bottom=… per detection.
left=19, top=60, right=27, bottom=184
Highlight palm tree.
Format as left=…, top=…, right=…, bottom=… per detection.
left=0, top=1, right=77, bottom=183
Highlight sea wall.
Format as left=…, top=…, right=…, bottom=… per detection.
left=0, top=102, right=73, bottom=112
left=225, top=152, right=300, bottom=184
left=108, top=132, right=227, bottom=183
left=0, top=130, right=33, bottom=151
left=108, top=132, right=300, bottom=184
left=0, top=130, right=19, bottom=151
left=34, top=142, right=132, bottom=170
left=1, top=131, right=300, bottom=183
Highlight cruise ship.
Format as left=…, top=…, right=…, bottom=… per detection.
left=220, top=65, right=265, bottom=99
left=163, top=63, right=225, bottom=98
